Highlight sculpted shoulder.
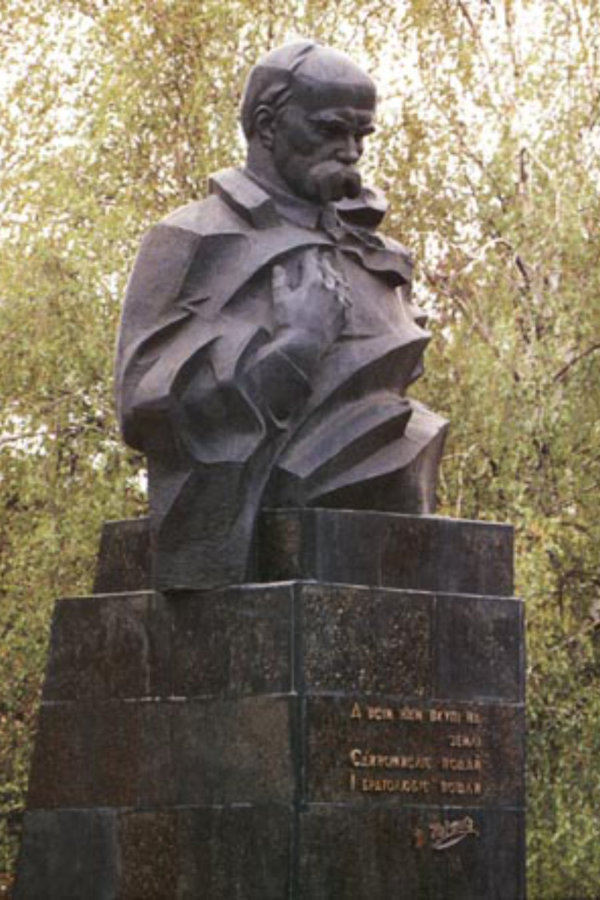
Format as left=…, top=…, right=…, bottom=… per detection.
left=160, top=191, right=245, bottom=238
left=158, top=168, right=280, bottom=238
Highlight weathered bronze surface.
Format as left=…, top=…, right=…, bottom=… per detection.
left=115, top=41, right=447, bottom=590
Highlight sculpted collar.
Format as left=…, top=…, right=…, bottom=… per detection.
left=242, top=170, right=326, bottom=230
left=208, top=167, right=413, bottom=284
left=209, top=168, right=384, bottom=231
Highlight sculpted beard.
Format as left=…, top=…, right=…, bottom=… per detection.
left=304, top=160, right=362, bottom=203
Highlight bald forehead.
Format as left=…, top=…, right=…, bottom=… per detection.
left=240, top=41, right=376, bottom=137
left=291, top=76, right=376, bottom=114
left=298, top=46, right=375, bottom=88
left=292, top=46, right=376, bottom=110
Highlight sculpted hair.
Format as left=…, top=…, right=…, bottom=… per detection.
left=240, top=40, right=318, bottom=139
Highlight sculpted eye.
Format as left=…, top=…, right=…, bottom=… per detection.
left=318, top=122, right=347, bottom=138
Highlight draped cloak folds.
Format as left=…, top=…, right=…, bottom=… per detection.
left=115, top=168, right=448, bottom=589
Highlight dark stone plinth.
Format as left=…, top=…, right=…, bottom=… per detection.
left=27, top=696, right=295, bottom=810
left=258, top=508, right=513, bottom=597
left=17, top=807, right=291, bottom=900
left=298, top=806, right=525, bottom=900
left=16, top=515, right=524, bottom=899
left=93, top=508, right=514, bottom=597
left=16, top=810, right=119, bottom=900
left=43, top=586, right=293, bottom=702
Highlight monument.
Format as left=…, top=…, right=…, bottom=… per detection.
left=15, top=42, right=525, bottom=899
left=114, top=40, right=448, bottom=589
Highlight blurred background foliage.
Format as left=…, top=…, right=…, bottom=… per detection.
left=1, top=1, right=600, bottom=895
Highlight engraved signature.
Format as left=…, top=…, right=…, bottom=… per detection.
left=429, top=816, right=479, bottom=851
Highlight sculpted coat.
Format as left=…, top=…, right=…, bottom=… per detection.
left=116, top=168, right=447, bottom=588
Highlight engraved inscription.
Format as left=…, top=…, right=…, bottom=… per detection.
left=440, top=780, right=482, bottom=796
left=349, top=749, right=434, bottom=770
left=350, top=774, right=430, bottom=794
left=345, top=702, right=486, bottom=799
left=440, top=756, right=482, bottom=772
left=429, top=709, right=462, bottom=724
left=448, top=733, right=482, bottom=748
left=349, top=704, right=483, bottom=726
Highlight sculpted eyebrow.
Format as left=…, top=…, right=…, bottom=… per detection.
left=308, top=111, right=376, bottom=134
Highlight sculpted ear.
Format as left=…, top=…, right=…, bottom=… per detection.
left=254, top=104, right=276, bottom=150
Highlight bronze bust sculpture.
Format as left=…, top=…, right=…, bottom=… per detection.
left=115, top=41, right=448, bottom=589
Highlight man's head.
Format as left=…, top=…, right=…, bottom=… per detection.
left=241, top=42, right=377, bottom=204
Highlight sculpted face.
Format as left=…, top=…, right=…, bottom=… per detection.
left=243, top=43, right=377, bottom=205
left=272, top=87, right=376, bottom=203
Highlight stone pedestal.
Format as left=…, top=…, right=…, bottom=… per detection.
left=16, top=510, right=525, bottom=899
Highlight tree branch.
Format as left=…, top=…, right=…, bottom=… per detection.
left=423, top=266, right=522, bottom=383
left=553, top=342, right=600, bottom=382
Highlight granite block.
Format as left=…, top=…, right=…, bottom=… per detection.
left=172, top=696, right=296, bottom=805
left=119, top=810, right=178, bottom=900
left=171, top=584, right=293, bottom=698
left=26, top=702, right=143, bottom=809
left=119, top=805, right=291, bottom=899
left=15, top=806, right=292, bottom=899
left=44, top=591, right=170, bottom=701
left=379, top=512, right=513, bottom=596
left=14, top=809, right=119, bottom=900
left=27, top=696, right=296, bottom=810
left=297, top=805, right=525, bottom=900
left=299, top=583, right=433, bottom=696
left=44, top=584, right=294, bottom=705
left=176, top=806, right=290, bottom=900
left=435, top=594, right=525, bottom=701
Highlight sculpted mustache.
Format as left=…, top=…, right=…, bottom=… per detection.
left=307, top=164, right=362, bottom=202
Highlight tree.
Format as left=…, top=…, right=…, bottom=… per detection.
left=1, top=1, right=600, bottom=895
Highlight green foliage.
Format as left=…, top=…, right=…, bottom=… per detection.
left=1, top=1, right=600, bottom=895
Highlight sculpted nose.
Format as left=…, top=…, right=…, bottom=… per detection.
left=336, top=135, right=361, bottom=164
